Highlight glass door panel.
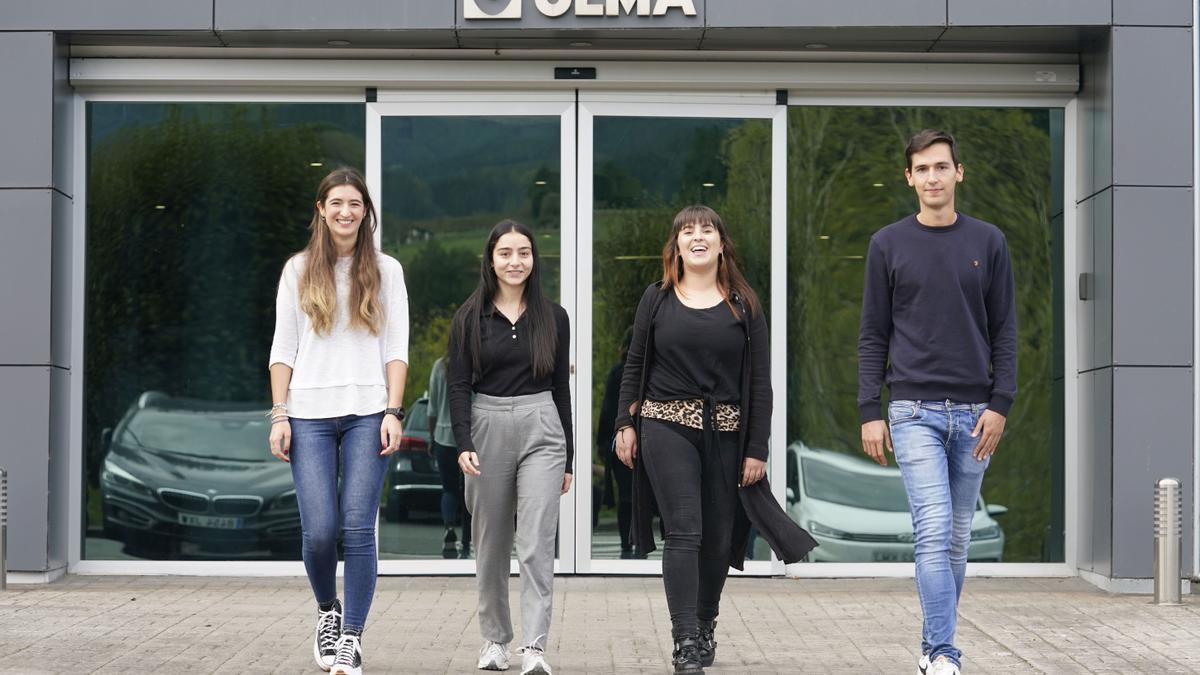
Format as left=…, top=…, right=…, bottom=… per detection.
left=368, top=98, right=576, bottom=572
left=577, top=99, right=785, bottom=574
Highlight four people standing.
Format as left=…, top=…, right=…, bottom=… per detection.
left=858, top=130, right=1017, bottom=675
left=267, top=127, right=1017, bottom=674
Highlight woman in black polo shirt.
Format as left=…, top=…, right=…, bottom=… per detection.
left=614, top=205, right=817, bottom=674
left=448, top=219, right=573, bottom=675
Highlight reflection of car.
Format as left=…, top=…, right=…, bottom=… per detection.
left=99, top=391, right=301, bottom=557
left=382, top=397, right=441, bottom=522
left=785, top=443, right=1007, bottom=563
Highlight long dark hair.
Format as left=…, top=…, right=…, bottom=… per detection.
left=660, top=204, right=761, bottom=319
left=450, top=219, right=558, bottom=380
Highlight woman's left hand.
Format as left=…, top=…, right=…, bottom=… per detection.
left=740, top=457, right=766, bottom=487
left=560, top=473, right=574, bottom=495
left=380, top=414, right=404, bottom=456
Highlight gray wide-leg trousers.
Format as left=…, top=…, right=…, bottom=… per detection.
left=465, top=391, right=567, bottom=650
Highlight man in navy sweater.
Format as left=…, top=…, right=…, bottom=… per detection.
left=857, top=129, right=1017, bottom=675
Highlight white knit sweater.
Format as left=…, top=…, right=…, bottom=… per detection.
left=268, top=252, right=409, bottom=418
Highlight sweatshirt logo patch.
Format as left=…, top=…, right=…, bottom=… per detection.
left=972, top=260, right=980, bottom=268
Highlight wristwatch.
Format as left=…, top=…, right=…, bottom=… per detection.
left=384, top=406, right=405, bottom=421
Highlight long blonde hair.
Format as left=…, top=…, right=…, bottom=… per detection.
left=298, top=167, right=383, bottom=336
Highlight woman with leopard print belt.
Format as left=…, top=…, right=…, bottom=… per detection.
left=614, top=205, right=818, bottom=675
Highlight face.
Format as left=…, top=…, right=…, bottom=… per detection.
left=317, top=184, right=366, bottom=247
left=491, top=230, right=533, bottom=290
left=676, top=220, right=724, bottom=272
left=905, top=142, right=964, bottom=211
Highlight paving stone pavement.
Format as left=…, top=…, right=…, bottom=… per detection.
left=0, top=575, right=1197, bottom=673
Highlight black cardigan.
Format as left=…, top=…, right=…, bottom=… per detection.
left=615, top=282, right=817, bottom=569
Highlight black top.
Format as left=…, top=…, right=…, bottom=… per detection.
left=616, top=283, right=773, bottom=462
left=857, top=213, right=1018, bottom=423
left=644, top=291, right=744, bottom=404
left=448, top=302, right=575, bottom=473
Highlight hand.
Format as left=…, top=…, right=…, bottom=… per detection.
left=561, top=473, right=574, bottom=495
left=740, top=457, right=766, bottom=487
left=615, top=426, right=638, bottom=469
left=380, top=414, right=403, bottom=456
left=971, top=409, right=1006, bottom=461
left=861, top=420, right=892, bottom=466
left=269, top=419, right=291, bottom=463
left=458, top=451, right=481, bottom=476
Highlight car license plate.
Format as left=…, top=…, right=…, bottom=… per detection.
left=178, top=513, right=242, bottom=529
left=873, top=551, right=914, bottom=562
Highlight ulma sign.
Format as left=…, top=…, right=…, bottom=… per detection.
left=464, top=0, right=698, bottom=20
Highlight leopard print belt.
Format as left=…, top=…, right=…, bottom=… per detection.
left=640, top=399, right=740, bottom=432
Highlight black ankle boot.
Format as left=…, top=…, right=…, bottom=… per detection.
left=697, top=619, right=717, bottom=667
left=672, top=635, right=704, bottom=674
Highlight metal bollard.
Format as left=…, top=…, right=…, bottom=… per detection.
left=1153, top=477, right=1182, bottom=605
left=0, top=467, right=6, bottom=591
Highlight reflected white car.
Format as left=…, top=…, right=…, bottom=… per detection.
left=785, top=443, right=1007, bottom=563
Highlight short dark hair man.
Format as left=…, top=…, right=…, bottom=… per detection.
left=857, top=129, right=1017, bottom=675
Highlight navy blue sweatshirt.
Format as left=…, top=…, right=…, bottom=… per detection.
left=857, top=213, right=1018, bottom=422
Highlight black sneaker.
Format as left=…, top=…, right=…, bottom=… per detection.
left=313, top=599, right=342, bottom=671
left=697, top=620, right=717, bottom=667
left=330, top=632, right=363, bottom=675
left=672, top=636, right=703, bottom=674
left=443, top=528, right=459, bottom=559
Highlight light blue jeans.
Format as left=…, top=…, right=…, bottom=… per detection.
left=888, top=399, right=990, bottom=668
left=290, top=412, right=389, bottom=633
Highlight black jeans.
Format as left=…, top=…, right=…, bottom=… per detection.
left=639, top=418, right=739, bottom=637
left=434, top=440, right=471, bottom=548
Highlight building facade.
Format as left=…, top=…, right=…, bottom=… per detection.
left=0, top=0, right=1195, bottom=588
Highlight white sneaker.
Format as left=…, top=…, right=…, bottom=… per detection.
left=313, top=600, right=342, bottom=671
left=928, top=655, right=961, bottom=675
left=329, top=633, right=363, bottom=675
left=518, top=645, right=552, bottom=675
left=478, top=641, right=511, bottom=671
left=918, top=653, right=931, bottom=674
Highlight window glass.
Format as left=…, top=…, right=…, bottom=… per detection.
left=785, top=106, right=1064, bottom=563
left=84, top=103, right=365, bottom=560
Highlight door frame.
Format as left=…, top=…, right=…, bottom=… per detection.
left=574, top=93, right=788, bottom=576
left=366, top=93, right=579, bottom=575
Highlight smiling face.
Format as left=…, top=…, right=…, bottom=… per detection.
left=491, top=230, right=533, bottom=291
left=316, top=184, right=366, bottom=251
left=905, top=142, right=964, bottom=212
left=676, top=219, right=724, bottom=273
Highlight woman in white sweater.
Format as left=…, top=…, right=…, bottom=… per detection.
left=268, top=167, right=409, bottom=675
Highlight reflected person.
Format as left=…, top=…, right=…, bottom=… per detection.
left=614, top=205, right=817, bottom=674
left=268, top=167, right=410, bottom=675
left=429, top=355, right=471, bottom=559
left=449, top=219, right=573, bottom=675
left=597, top=327, right=635, bottom=558
left=858, top=130, right=1017, bottom=675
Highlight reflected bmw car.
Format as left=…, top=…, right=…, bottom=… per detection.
left=99, top=391, right=300, bottom=557
left=785, top=443, right=1007, bottom=563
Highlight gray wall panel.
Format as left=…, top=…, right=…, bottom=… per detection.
left=0, top=0, right=212, bottom=31
left=52, top=37, right=72, bottom=198
left=1080, top=32, right=1114, bottom=198
left=1112, top=187, right=1194, bottom=365
left=1111, top=366, right=1193, bottom=578
left=1092, top=367, right=1113, bottom=577
left=1112, top=27, right=1193, bottom=187
left=1113, top=0, right=1192, bottom=26
left=47, top=367, right=70, bottom=571
left=216, top=0, right=450, bottom=31
left=51, top=191, right=72, bottom=370
left=949, top=0, right=1111, bottom=26
left=703, top=0, right=943, bottom=28
left=0, top=191, right=53, bottom=365
left=0, top=32, right=53, bottom=189
left=1094, top=189, right=1114, bottom=370
left=0, top=366, right=51, bottom=571
left=1077, top=196, right=1097, bottom=372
